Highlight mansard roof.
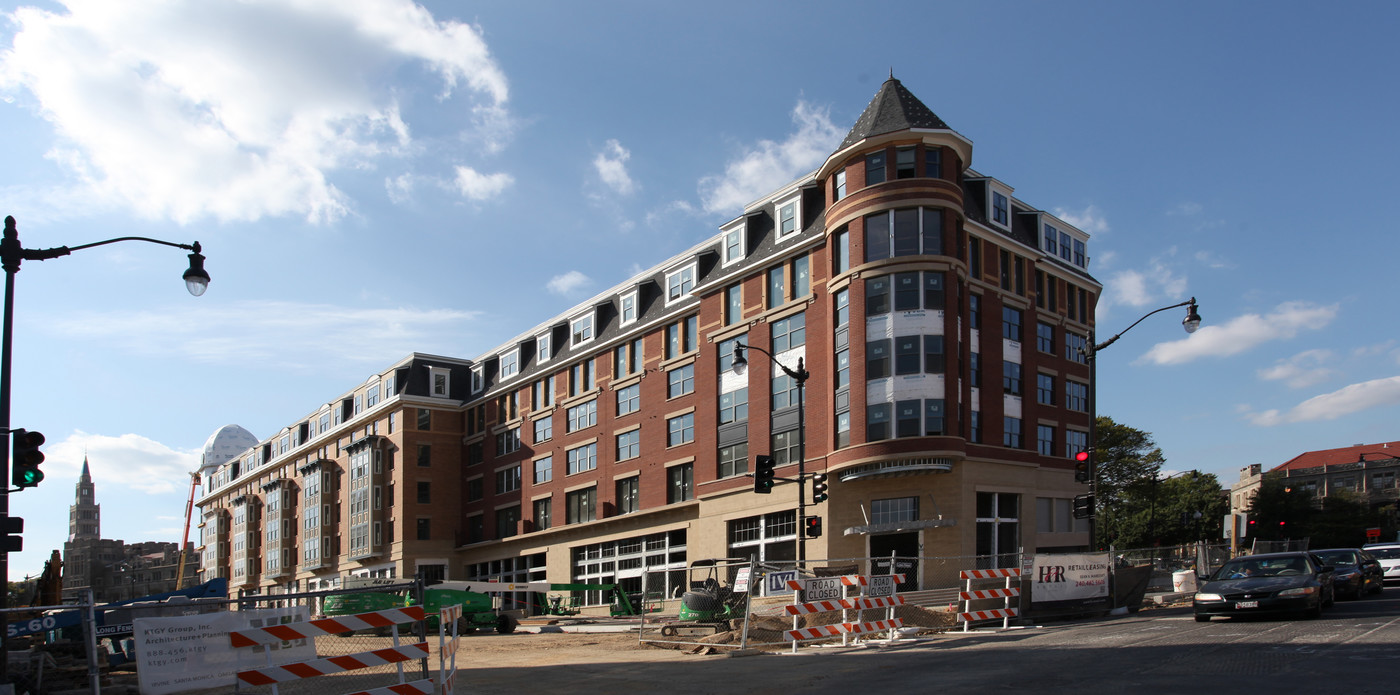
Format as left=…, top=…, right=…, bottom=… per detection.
left=838, top=75, right=952, bottom=150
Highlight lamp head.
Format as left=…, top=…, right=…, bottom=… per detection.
left=731, top=343, right=748, bottom=376
left=183, top=241, right=210, bottom=297
left=1182, top=298, right=1201, bottom=334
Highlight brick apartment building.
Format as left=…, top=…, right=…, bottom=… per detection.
left=196, top=77, right=1101, bottom=606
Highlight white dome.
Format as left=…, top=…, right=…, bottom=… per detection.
left=200, top=424, right=260, bottom=474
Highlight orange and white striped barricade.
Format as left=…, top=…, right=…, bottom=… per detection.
left=228, top=606, right=427, bottom=647
left=229, top=605, right=429, bottom=694
left=782, top=573, right=909, bottom=649
left=437, top=603, right=463, bottom=695
left=236, top=642, right=431, bottom=686
left=858, top=573, right=906, bottom=643
left=958, top=568, right=1022, bottom=631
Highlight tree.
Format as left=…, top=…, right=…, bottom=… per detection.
left=1246, top=477, right=1384, bottom=549
left=1093, top=415, right=1164, bottom=549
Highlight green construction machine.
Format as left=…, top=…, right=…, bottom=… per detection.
left=539, top=583, right=649, bottom=618
left=660, top=559, right=749, bottom=637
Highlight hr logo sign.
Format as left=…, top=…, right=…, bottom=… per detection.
left=1039, top=565, right=1066, bottom=583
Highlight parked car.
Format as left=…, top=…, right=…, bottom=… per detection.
left=1311, top=548, right=1384, bottom=598
left=1362, top=543, right=1400, bottom=584
left=1194, top=551, right=1334, bottom=622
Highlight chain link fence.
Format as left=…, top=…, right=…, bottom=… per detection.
left=639, top=555, right=1017, bottom=652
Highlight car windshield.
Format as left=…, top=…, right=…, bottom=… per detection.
left=1367, top=547, right=1400, bottom=560
left=1313, top=551, right=1356, bottom=566
left=1215, top=557, right=1310, bottom=579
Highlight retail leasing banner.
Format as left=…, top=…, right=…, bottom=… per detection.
left=1030, top=552, right=1110, bottom=603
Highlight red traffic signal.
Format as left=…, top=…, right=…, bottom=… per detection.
left=1074, top=451, right=1092, bottom=483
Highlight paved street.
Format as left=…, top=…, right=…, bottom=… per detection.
left=467, top=594, right=1400, bottom=694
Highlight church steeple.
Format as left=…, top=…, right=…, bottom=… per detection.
left=68, top=456, right=100, bottom=541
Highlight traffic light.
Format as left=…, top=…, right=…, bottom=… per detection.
left=804, top=515, right=823, bottom=538
left=1072, top=493, right=1094, bottom=519
left=1074, top=451, right=1092, bottom=483
left=12, top=428, right=45, bottom=489
left=753, top=455, right=775, bottom=494
left=811, top=473, right=828, bottom=504
left=1, top=516, right=21, bottom=553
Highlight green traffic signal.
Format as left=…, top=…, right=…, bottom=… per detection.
left=12, top=428, right=46, bottom=489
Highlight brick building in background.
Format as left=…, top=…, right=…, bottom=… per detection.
left=196, top=77, right=1101, bottom=607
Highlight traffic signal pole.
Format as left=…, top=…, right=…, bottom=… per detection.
left=1, top=228, right=21, bottom=683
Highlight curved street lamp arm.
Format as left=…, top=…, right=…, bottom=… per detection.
left=734, top=341, right=809, bottom=381
left=1091, top=297, right=1198, bottom=355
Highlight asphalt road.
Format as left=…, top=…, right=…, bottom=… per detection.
left=466, top=592, right=1400, bottom=694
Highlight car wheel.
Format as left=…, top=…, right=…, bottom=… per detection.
left=1194, top=615, right=1210, bottom=623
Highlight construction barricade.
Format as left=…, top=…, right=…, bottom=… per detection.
left=229, top=605, right=433, bottom=694
left=957, top=568, right=1020, bottom=631
left=435, top=603, right=462, bottom=695
left=780, top=573, right=906, bottom=652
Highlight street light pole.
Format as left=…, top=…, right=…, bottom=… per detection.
left=0, top=216, right=209, bottom=683
left=731, top=342, right=810, bottom=566
left=1084, top=297, right=1201, bottom=550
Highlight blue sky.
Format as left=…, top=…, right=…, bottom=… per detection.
left=1, top=1, right=1396, bottom=578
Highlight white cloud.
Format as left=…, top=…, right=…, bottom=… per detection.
left=1194, top=250, right=1234, bottom=269
left=453, top=166, right=513, bottom=201
left=0, top=0, right=511, bottom=223
left=1053, top=205, right=1110, bottom=237
left=385, top=172, right=417, bottom=205
left=1138, top=301, right=1340, bottom=366
left=593, top=139, right=636, bottom=196
left=48, top=430, right=200, bottom=494
left=43, top=300, right=481, bottom=369
left=1246, top=376, right=1400, bottom=426
left=698, top=101, right=841, bottom=214
left=1257, top=349, right=1339, bottom=389
left=1169, top=202, right=1203, bottom=216
left=546, top=270, right=591, bottom=296
left=1098, top=252, right=1189, bottom=319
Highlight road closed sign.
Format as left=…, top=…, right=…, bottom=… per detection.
left=804, top=577, right=843, bottom=602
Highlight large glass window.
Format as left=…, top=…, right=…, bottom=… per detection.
left=772, top=313, right=805, bottom=352
left=667, top=464, right=694, bottom=503
left=567, top=443, right=597, bottom=475
left=533, top=456, right=553, bottom=484
left=1037, top=425, right=1055, bottom=456
left=719, top=443, right=748, bottom=478
left=767, top=266, right=785, bottom=309
left=1003, top=362, right=1022, bottom=396
left=867, top=403, right=892, bottom=441
left=617, top=383, right=640, bottom=416
left=567, top=400, right=597, bottom=432
left=616, top=477, right=639, bottom=514
left=668, top=364, right=695, bottom=398
left=1037, top=374, right=1055, bottom=405
left=1002, top=307, right=1023, bottom=343
left=1037, top=322, right=1054, bottom=353
left=566, top=488, right=596, bottom=524
left=1066, top=381, right=1088, bottom=412
left=864, top=207, right=944, bottom=261
left=719, top=388, right=748, bottom=424
left=667, top=413, right=695, bottom=447
left=1003, top=417, right=1022, bottom=448
left=725, top=284, right=742, bottom=325
left=866, top=271, right=944, bottom=316
left=976, top=492, right=1019, bottom=565
left=616, top=430, right=640, bottom=461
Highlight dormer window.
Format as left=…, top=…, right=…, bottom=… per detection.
left=778, top=201, right=799, bottom=239
left=537, top=332, right=552, bottom=363
left=666, top=263, right=696, bottom=304
left=1044, top=224, right=1059, bottom=256
left=723, top=223, right=745, bottom=265
left=1059, top=232, right=1072, bottom=262
left=499, top=348, right=520, bottom=380
left=1073, top=239, right=1086, bottom=268
left=616, top=291, right=638, bottom=326
left=992, top=191, right=1009, bottom=226
left=570, top=312, right=595, bottom=346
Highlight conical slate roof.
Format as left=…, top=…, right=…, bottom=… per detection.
left=838, top=76, right=951, bottom=150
